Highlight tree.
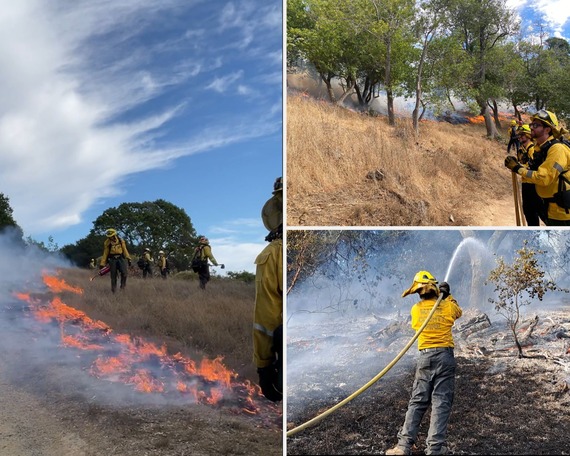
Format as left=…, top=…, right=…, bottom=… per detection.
left=0, top=193, right=24, bottom=244
left=62, top=199, right=198, bottom=271
left=446, top=0, right=518, bottom=138
left=0, top=193, right=18, bottom=231
left=486, top=241, right=560, bottom=358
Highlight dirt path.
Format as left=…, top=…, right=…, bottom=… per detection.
left=0, top=372, right=89, bottom=456
left=0, top=358, right=282, bottom=456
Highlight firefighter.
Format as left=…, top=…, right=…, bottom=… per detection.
left=516, top=124, right=541, bottom=226
left=89, top=258, right=96, bottom=270
left=386, top=271, right=462, bottom=456
left=507, top=119, right=520, bottom=154
left=142, top=248, right=153, bottom=278
left=99, top=228, right=132, bottom=293
left=157, top=250, right=168, bottom=280
left=194, top=237, right=223, bottom=289
left=253, top=177, right=283, bottom=402
left=505, top=110, right=570, bottom=226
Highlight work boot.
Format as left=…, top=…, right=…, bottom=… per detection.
left=385, top=446, right=410, bottom=455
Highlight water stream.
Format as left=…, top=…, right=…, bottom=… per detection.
left=444, top=237, right=490, bottom=282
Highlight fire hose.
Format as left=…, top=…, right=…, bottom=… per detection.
left=286, top=293, right=445, bottom=438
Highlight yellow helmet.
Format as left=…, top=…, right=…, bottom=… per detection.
left=517, top=124, right=532, bottom=137
left=105, top=228, right=117, bottom=238
left=510, top=120, right=517, bottom=126
left=531, top=109, right=558, bottom=130
left=402, top=270, right=438, bottom=297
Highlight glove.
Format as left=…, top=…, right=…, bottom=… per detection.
left=128, top=259, right=132, bottom=267
left=505, top=156, right=522, bottom=173
left=439, top=282, right=450, bottom=299
left=220, top=264, right=225, bottom=269
left=99, top=265, right=104, bottom=270
left=257, top=366, right=282, bottom=402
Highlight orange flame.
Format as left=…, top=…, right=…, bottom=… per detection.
left=11, top=272, right=280, bottom=424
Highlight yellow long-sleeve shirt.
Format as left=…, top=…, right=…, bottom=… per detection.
left=100, top=236, right=131, bottom=266
left=515, top=136, right=570, bottom=221
left=411, top=295, right=462, bottom=350
left=253, top=239, right=283, bottom=368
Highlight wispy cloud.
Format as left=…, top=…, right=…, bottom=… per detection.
left=0, top=0, right=281, bottom=236
left=205, top=70, right=244, bottom=93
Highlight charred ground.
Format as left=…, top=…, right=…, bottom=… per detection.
left=287, top=309, right=570, bottom=455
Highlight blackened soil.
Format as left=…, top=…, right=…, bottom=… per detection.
left=287, top=356, right=569, bottom=455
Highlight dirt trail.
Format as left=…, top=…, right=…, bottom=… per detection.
left=0, top=357, right=282, bottom=456
left=0, top=372, right=89, bottom=456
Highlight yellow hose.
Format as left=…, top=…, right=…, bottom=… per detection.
left=286, top=293, right=444, bottom=437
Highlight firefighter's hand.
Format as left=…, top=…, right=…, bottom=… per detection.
left=220, top=264, right=225, bottom=269
left=505, top=156, right=521, bottom=172
left=257, top=366, right=282, bottom=402
left=439, top=282, right=450, bottom=299
left=128, top=259, right=132, bottom=266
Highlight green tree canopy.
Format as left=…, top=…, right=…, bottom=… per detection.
left=61, top=199, right=198, bottom=271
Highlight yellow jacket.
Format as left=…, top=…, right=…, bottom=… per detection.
left=198, top=244, right=218, bottom=266
left=253, top=239, right=283, bottom=368
left=411, top=295, right=462, bottom=350
left=100, top=236, right=131, bottom=266
left=516, top=136, right=570, bottom=220
left=157, top=254, right=166, bottom=269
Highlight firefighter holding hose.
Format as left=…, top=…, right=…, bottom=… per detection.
left=386, top=271, right=462, bottom=456
left=100, top=228, right=132, bottom=293
left=253, top=177, right=283, bottom=402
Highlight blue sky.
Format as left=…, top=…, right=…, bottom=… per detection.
left=0, top=1, right=282, bottom=273
left=508, top=0, right=570, bottom=39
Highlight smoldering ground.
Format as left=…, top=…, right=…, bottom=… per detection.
left=287, top=230, right=570, bottom=454
left=0, top=231, right=255, bottom=410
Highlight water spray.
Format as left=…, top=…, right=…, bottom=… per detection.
left=287, top=239, right=475, bottom=438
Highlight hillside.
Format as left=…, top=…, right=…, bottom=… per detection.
left=287, top=91, right=524, bottom=227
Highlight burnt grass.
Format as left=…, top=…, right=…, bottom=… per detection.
left=287, top=356, right=569, bottom=455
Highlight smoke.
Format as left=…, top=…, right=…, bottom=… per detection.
left=287, top=230, right=570, bottom=420
left=0, top=231, right=261, bottom=412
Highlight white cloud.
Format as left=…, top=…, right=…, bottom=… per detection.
left=205, top=70, right=243, bottom=93
left=0, top=1, right=280, bottom=237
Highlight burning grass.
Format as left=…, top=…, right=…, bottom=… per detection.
left=11, top=267, right=280, bottom=420
left=287, top=92, right=516, bottom=227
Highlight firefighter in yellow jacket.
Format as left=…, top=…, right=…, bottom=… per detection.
left=194, top=237, right=223, bottom=289
left=386, top=271, right=462, bottom=456
left=100, top=228, right=132, bottom=293
left=516, top=124, right=541, bottom=226
left=506, top=110, right=570, bottom=226
left=253, top=177, right=283, bottom=402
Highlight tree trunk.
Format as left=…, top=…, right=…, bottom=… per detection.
left=491, top=99, right=502, bottom=131
left=385, top=36, right=395, bottom=126
left=480, top=101, right=498, bottom=139
left=413, top=36, right=429, bottom=136
left=387, top=88, right=395, bottom=125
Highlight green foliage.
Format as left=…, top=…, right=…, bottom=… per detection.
left=226, top=270, right=256, bottom=284
left=486, top=240, right=560, bottom=357
left=61, top=199, right=198, bottom=270
left=25, top=235, right=59, bottom=253
left=0, top=193, right=24, bottom=244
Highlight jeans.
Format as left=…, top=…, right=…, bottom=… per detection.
left=397, top=347, right=456, bottom=455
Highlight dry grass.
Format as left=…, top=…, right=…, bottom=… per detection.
left=287, top=92, right=515, bottom=226
left=59, top=267, right=257, bottom=381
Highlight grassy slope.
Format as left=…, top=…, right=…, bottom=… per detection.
left=287, top=92, right=518, bottom=227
